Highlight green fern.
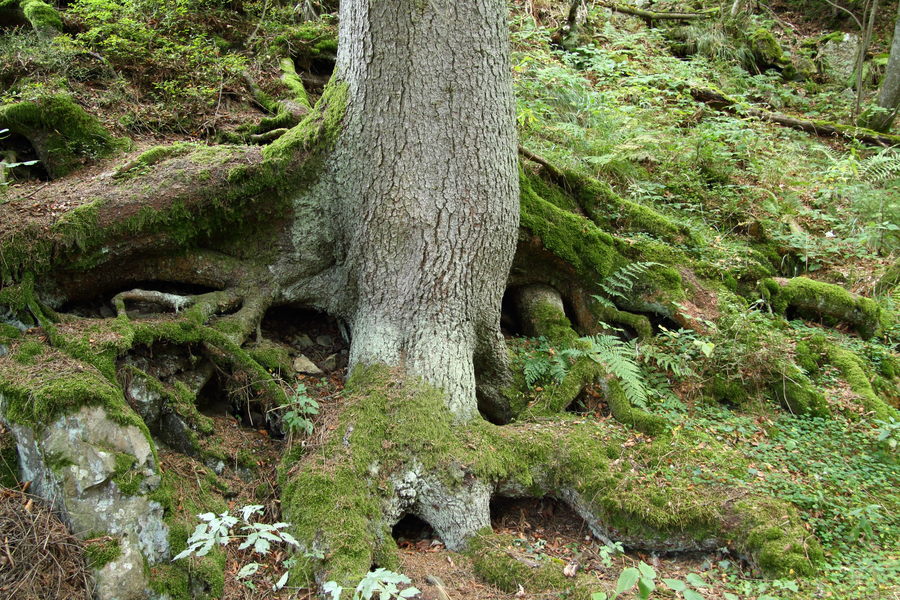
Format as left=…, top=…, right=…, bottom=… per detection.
left=593, top=261, right=661, bottom=309
left=582, top=335, right=649, bottom=409
left=859, top=149, right=900, bottom=184
left=522, top=334, right=650, bottom=410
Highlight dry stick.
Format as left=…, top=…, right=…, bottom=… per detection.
left=517, top=145, right=568, bottom=185
left=246, top=0, right=269, bottom=45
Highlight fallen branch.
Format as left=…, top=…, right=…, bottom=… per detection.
left=600, top=1, right=714, bottom=23
left=690, top=87, right=900, bottom=147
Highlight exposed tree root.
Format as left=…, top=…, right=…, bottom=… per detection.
left=759, top=276, right=893, bottom=340
left=280, top=366, right=822, bottom=592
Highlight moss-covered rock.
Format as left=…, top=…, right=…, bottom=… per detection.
left=0, top=94, right=124, bottom=178
left=749, top=28, right=785, bottom=68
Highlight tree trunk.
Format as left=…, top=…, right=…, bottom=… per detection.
left=865, top=3, right=900, bottom=131
left=325, top=0, right=519, bottom=420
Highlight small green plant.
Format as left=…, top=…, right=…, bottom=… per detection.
left=522, top=334, right=649, bottom=408
left=322, top=568, right=421, bottom=600
left=662, top=572, right=710, bottom=600
left=593, top=565, right=713, bottom=600
left=597, top=541, right=624, bottom=568
left=173, top=504, right=300, bottom=591
left=592, top=262, right=661, bottom=309
left=272, top=383, right=319, bottom=441
left=592, top=560, right=657, bottom=600
left=875, top=417, right=900, bottom=452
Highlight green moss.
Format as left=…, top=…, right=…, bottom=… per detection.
left=279, top=57, right=311, bottom=108
left=113, top=144, right=194, bottom=179
left=771, top=364, right=830, bottom=417
left=605, top=378, right=670, bottom=435
left=824, top=344, right=897, bottom=421
left=749, top=28, right=784, bottom=66
left=732, top=498, right=823, bottom=576
left=760, top=277, right=892, bottom=339
left=595, top=305, right=653, bottom=339
left=707, top=376, right=749, bottom=406
left=520, top=170, right=623, bottom=283
left=111, top=452, right=144, bottom=495
left=0, top=94, right=124, bottom=178
left=236, top=449, right=257, bottom=471
left=20, top=0, right=62, bottom=35
left=468, top=532, right=595, bottom=598
left=0, top=444, right=17, bottom=488
left=263, top=79, right=348, bottom=163
left=529, top=302, right=579, bottom=346
left=523, top=357, right=599, bottom=418
left=0, top=340, right=147, bottom=434
left=11, top=338, right=43, bottom=364
left=43, top=450, right=74, bottom=474
left=246, top=340, right=293, bottom=374
left=84, top=535, right=122, bottom=569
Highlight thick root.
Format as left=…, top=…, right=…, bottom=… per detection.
left=760, top=276, right=893, bottom=339
left=280, top=366, right=821, bottom=593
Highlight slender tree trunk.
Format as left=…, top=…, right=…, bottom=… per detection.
left=853, top=0, right=880, bottom=119
left=325, top=0, right=519, bottom=420
left=866, top=2, right=900, bottom=131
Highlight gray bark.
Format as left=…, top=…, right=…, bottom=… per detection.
left=322, top=0, right=519, bottom=420
left=869, top=3, right=900, bottom=131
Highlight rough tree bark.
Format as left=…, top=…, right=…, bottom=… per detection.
left=326, top=0, right=518, bottom=419
left=863, top=2, right=900, bottom=131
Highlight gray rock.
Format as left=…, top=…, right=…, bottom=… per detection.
left=292, top=354, right=323, bottom=375
left=293, top=333, right=314, bottom=349
left=0, top=403, right=169, bottom=600
left=125, top=370, right=200, bottom=456
left=819, top=32, right=860, bottom=83
left=315, top=334, right=334, bottom=347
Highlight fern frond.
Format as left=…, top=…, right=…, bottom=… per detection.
left=860, top=150, right=900, bottom=184
left=582, top=335, right=649, bottom=409
left=594, top=262, right=661, bottom=306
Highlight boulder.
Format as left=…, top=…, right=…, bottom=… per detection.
left=2, top=404, right=168, bottom=600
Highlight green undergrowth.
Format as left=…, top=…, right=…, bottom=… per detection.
left=684, top=401, right=899, bottom=598
left=148, top=468, right=228, bottom=600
